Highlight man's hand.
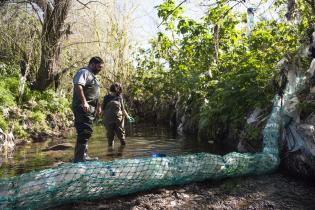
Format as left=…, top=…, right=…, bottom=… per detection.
left=82, top=101, right=90, bottom=112
left=127, top=116, right=135, bottom=123
left=74, top=84, right=89, bottom=112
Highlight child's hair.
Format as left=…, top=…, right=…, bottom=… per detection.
left=109, top=83, right=122, bottom=96
left=88, top=56, right=104, bottom=65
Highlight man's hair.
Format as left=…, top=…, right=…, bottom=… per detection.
left=89, top=56, right=104, bottom=65
left=110, top=83, right=122, bottom=95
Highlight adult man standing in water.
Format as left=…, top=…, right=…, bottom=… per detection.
left=72, top=56, right=104, bottom=163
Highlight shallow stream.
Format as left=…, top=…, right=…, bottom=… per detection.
left=0, top=124, right=223, bottom=178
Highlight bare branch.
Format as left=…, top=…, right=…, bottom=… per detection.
left=256, top=0, right=277, bottom=17
left=217, top=0, right=243, bottom=21
left=0, top=30, right=25, bottom=53
left=76, top=0, right=107, bottom=9
left=29, top=1, right=43, bottom=25
left=32, top=0, right=52, bottom=11
left=199, top=0, right=230, bottom=7
left=157, top=0, right=187, bottom=28
left=62, top=40, right=109, bottom=49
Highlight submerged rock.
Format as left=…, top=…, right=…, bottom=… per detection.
left=31, top=132, right=51, bottom=142
left=43, top=143, right=74, bottom=151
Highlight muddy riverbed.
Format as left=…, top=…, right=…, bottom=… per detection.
left=54, top=173, right=315, bottom=210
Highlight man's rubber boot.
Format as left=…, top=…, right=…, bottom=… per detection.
left=74, top=143, right=86, bottom=163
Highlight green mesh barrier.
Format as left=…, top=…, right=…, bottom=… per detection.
left=0, top=76, right=305, bottom=210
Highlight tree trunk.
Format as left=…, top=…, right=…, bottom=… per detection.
left=35, top=0, right=71, bottom=91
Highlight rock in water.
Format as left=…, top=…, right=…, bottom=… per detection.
left=43, top=143, right=74, bottom=151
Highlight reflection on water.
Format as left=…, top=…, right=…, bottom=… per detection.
left=0, top=124, right=223, bottom=178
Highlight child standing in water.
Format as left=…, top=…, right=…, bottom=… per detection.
left=102, top=83, right=132, bottom=146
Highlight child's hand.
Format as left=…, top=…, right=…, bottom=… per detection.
left=96, top=105, right=103, bottom=117
left=127, top=116, right=135, bottom=123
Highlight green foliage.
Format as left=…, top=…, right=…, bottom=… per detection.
left=0, top=87, right=15, bottom=107
left=156, top=0, right=184, bottom=30
left=48, top=97, right=70, bottom=113
left=13, top=121, right=28, bottom=139
left=131, top=1, right=306, bottom=142
left=30, top=111, right=46, bottom=124
left=0, top=5, right=41, bottom=78
left=0, top=75, right=71, bottom=139
left=0, top=62, right=20, bottom=77
left=0, top=77, right=18, bottom=107
left=0, top=114, right=8, bottom=132
left=25, top=89, right=71, bottom=113
left=3, top=77, right=20, bottom=96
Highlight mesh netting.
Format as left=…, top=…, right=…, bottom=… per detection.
left=0, top=76, right=304, bottom=210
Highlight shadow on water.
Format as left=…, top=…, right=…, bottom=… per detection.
left=0, top=124, right=224, bottom=178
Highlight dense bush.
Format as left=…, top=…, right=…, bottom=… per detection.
left=0, top=74, right=72, bottom=139
left=0, top=115, right=8, bottom=132
left=129, top=0, right=310, bottom=143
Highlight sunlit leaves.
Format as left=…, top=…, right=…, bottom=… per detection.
left=132, top=0, right=310, bottom=140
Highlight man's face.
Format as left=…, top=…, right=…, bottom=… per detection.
left=91, top=63, right=104, bottom=75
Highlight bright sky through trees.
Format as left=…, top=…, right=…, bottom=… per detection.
left=129, top=0, right=279, bottom=47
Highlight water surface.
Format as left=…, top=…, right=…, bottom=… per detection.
left=0, top=124, right=222, bottom=178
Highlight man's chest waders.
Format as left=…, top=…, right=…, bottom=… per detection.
left=73, top=76, right=100, bottom=163
left=103, top=97, right=126, bottom=146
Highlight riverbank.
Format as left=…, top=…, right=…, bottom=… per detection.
left=54, top=173, right=315, bottom=210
